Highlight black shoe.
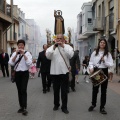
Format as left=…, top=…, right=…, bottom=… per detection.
left=62, top=109, right=69, bottom=114
left=88, top=105, right=95, bottom=111
left=67, top=90, right=69, bottom=93
left=22, top=109, right=28, bottom=116
left=118, top=80, right=120, bottom=83
left=17, top=108, right=24, bottom=113
left=53, top=106, right=59, bottom=111
left=11, top=78, right=15, bottom=83
left=100, top=108, right=107, bottom=114
left=47, top=88, right=50, bottom=92
left=43, top=91, right=46, bottom=94
left=71, top=88, right=76, bottom=92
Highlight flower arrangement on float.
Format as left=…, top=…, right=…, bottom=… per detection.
left=51, top=35, right=68, bottom=44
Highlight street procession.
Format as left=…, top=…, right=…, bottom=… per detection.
left=0, top=0, right=120, bottom=120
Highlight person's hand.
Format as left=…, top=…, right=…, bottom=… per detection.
left=89, top=68, right=94, bottom=74
left=36, top=68, right=39, bottom=72
left=101, top=56, right=105, bottom=62
left=19, top=49, right=24, bottom=55
left=57, top=42, right=64, bottom=48
left=53, top=43, right=58, bottom=50
left=16, top=49, right=20, bottom=55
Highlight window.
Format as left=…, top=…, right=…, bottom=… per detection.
left=88, top=18, right=92, bottom=23
left=87, top=12, right=92, bottom=24
left=109, top=0, right=114, bottom=9
left=82, top=13, right=85, bottom=25
left=98, top=5, right=101, bottom=17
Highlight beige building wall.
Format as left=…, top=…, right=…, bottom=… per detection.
left=104, top=0, right=109, bottom=38
left=104, top=0, right=117, bottom=38
left=118, top=0, right=120, bottom=51
left=7, top=5, right=19, bottom=55
left=0, top=0, right=13, bottom=52
left=95, top=0, right=104, bottom=44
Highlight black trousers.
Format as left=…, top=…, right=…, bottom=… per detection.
left=15, top=70, right=29, bottom=109
left=41, top=72, right=51, bottom=91
left=52, top=73, right=69, bottom=110
left=1, top=64, right=9, bottom=77
left=91, top=68, right=108, bottom=109
left=70, top=72, right=75, bottom=89
left=38, top=69, right=41, bottom=76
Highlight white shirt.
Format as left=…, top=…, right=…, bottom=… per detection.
left=46, top=44, right=74, bottom=75
left=8, top=51, right=32, bottom=71
left=89, top=50, right=113, bottom=69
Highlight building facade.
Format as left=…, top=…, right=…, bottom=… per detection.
left=0, top=0, right=13, bottom=52
left=7, top=5, right=19, bottom=55
left=76, top=2, right=97, bottom=62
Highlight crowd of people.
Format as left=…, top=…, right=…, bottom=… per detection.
left=0, top=34, right=117, bottom=116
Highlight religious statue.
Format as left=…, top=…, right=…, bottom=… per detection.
left=54, top=10, right=65, bottom=35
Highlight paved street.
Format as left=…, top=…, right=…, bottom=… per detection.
left=0, top=72, right=120, bottom=120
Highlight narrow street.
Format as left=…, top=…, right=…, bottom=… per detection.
left=0, top=74, right=120, bottom=120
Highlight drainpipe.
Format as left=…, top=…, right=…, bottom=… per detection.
left=94, top=0, right=97, bottom=47
left=115, top=0, right=119, bottom=74
left=3, top=0, right=14, bottom=52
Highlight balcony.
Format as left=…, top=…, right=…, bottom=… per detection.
left=0, top=0, right=13, bottom=31
left=7, top=32, right=17, bottom=44
left=22, top=34, right=28, bottom=41
left=13, top=32, right=17, bottom=41
left=104, top=13, right=114, bottom=32
left=82, top=23, right=98, bottom=37
left=93, top=17, right=104, bottom=31
left=77, top=34, right=88, bottom=40
left=109, top=13, right=114, bottom=31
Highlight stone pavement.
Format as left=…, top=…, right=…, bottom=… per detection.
left=0, top=70, right=120, bottom=120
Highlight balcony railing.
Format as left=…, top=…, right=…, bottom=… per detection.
left=0, top=0, right=12, bottom=17
left=22, top=34, right=28, bottom=41
left=6, top=4, right=11, bottom=17
left=104, top=13, right=114, bottom=31
left=13, top=32, right=17, bottom=41
left=109, top=13, right=114, bottom=31
left=93, top=17, right=105, bottom=31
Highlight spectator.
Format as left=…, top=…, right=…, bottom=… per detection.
left=0, top=49, right=9, bottom=77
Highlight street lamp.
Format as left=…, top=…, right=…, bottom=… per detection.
left=67, top=27, right=71, bottom=43
left=46, top=28, right=51, bottom=45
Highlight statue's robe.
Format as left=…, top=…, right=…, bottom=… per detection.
left=54, top=15, right=65, bottom=35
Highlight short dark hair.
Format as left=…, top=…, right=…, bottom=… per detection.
left=43, top=44, right=47, bottom=49
left=69, top=43, right=73, bottom=48
left=17, top=39, right=25, bottom=46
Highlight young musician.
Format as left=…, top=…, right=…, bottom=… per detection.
left=88, top=38, right=113, bottom=114
left=9, top=40, right=32, bottom=116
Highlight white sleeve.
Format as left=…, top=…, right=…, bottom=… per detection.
left=63, top=45, right=74, bottom=59
left=104, top=53, right=113, bottom=67
left=8, top=52, right=16, bottom=66
left=89, top=51, right=95, bottom=69
left=25, top=52, right=32, bottom=66
left=46, top=45, right=54, bottom=60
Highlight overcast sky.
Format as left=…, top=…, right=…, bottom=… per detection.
left=8, top=0, right=91, bottom=40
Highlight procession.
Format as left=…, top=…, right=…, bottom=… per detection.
left=0, top=0, right=120, bottom=120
